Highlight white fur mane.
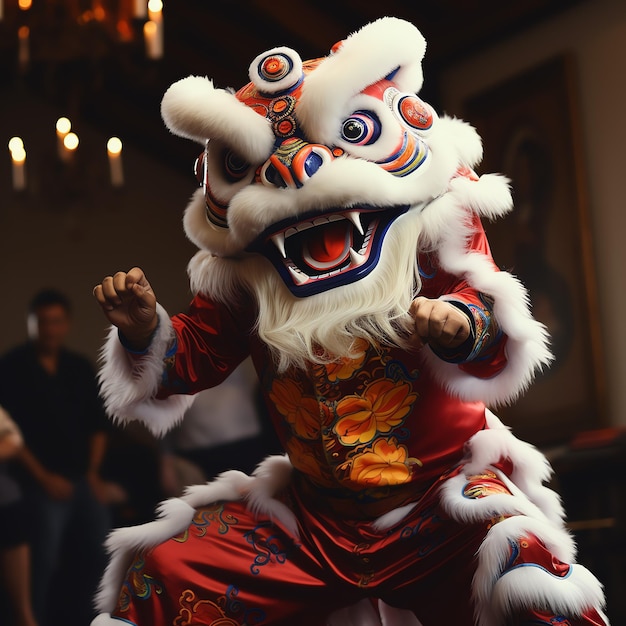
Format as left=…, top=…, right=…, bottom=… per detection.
left=189, top=208, right=424, bottom=372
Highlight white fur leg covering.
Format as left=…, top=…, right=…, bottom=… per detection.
left=97, top=303, right=195, bottom=436
left=439, top=419, right=608, bottom=626
left=469, top=410, right=567, bottom=525
left=473, top=516, right=608, bottom=626
left=440, top=412, right=568, bottom=530
left=93, top=455, right=297, bottom=616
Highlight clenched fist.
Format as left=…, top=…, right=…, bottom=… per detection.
left=93, top=267, right=158, bottom=351
left=409, top=296, right=471, bottom=351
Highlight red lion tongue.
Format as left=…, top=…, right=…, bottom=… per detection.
left=303, top=221, right=352, bottom=270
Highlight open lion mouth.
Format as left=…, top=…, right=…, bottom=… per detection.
left=248, top=205, right=409, bottom=297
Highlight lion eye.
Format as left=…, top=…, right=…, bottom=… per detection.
left=340, top=111, right=381, bottom=145
left=223, top=150, right=250, bottom=182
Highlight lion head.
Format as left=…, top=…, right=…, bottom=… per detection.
left=161, top=17, right=483, bottom=370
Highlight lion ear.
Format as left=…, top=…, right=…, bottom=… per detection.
left=298, top=17, right=427, bottom=144
left=160, top=76, right=274, bottom=162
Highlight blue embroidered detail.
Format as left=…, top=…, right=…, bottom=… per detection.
left=384, top=359, right=420, bottom=383
left=243, top=522, right=295, bottom=575
left=218, top=584, right=267, bottom=625
left=399, top=506, right=444, bottom=557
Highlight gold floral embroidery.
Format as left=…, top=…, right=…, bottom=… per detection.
left=333, top=378, right=417, bottom=446
left=344, top=438, right=422, bottom=486
left=269, top=378, right=321, bottom=439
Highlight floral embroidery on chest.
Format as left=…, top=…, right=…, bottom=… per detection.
left=269, top=340, right=424, bottom=488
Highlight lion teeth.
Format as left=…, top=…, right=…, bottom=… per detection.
left=288, top=266, right=309, bottom=285
left=345, top=211, right=364, bottom=235
left=271, top=233, right=287, bottom=258
left=349, top=248, right=367, bottom=266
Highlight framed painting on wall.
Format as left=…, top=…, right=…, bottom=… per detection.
left=463, top=55, right=605, bottom=446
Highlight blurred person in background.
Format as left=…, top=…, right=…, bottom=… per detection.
left=0, top=290, right=126, bottom=626
left=0, top=405, right=38, bottom=626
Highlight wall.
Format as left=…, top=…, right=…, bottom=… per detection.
left=0, top=87, right=199, bottom=364
left=439, top=0, right=626, bottom=427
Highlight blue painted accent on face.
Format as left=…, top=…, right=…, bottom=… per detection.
left=385, top=66, right=400, bottom=81
left=304, top=152, right=324, bottom=177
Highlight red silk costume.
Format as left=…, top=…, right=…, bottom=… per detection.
left=92, top=17, right=609, bottom=626
left=98, top=218, right=606, bottom=626
left=160, top=217, right=506, bottom=507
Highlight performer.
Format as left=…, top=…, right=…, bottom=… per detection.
left=92, top=18, right=608, bottom=626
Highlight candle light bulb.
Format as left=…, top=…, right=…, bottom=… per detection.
left=107, top=137, right=124, bottom=187
left=18, top=0, right=32, bottom=10
left=56, top=117, right=71, bottom=135
left=8, top=137, right=24, bottom=154
left=147, top=0, right=162, bottom=14
left=63, top=132, right=79, bottom=152
left=56, top=118, right=72, bottom=160
left=107, top=137, right=122, bottom=155
left=12, top=147, right=26, bottom=164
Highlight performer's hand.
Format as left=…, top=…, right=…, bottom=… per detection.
left=93, top=267, right=158, bottom=351
left=409, top=296, right=471, bottom=350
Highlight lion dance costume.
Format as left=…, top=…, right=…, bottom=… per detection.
left=92, top=18, right=609, bottom=626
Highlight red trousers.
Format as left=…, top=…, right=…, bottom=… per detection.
left=109, top=471, right=607, bottom=626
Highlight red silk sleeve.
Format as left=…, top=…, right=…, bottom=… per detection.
left=156, top=294, right=254, bottom=398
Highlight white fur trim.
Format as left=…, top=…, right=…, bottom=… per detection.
left=440, top=471, right=550, bottom=525
left=247, top=454, right=300, bottom=537
left=94, top=496, right=197, bottom=612
left=298, top=18, right=426, bottom=144
left=418, top=175, right=553, bottom=405
left=465, top=412, right=566, bottom=525
left=492, top=563, right=607, bottom=623
left=492, top=564, right=604, bottom=626
left=438, top=414, right=566, bottom=528
left=94, top=457, right=298, bottom=614
left=473, top=516, right=597, bottom=626
left=161, top=76, right=274, bottom=162
left=97, top=303, right=194, bottom=436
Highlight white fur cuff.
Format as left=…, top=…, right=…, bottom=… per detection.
left=97, top=303, right=195, bottom=436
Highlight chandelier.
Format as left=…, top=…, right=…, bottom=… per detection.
left=1, top=0, right=167, bottom=192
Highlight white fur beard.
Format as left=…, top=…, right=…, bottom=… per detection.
left=189, top=211, right=423, bottom=372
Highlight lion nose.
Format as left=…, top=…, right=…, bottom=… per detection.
left=260, top=137, right=335, bottom=189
